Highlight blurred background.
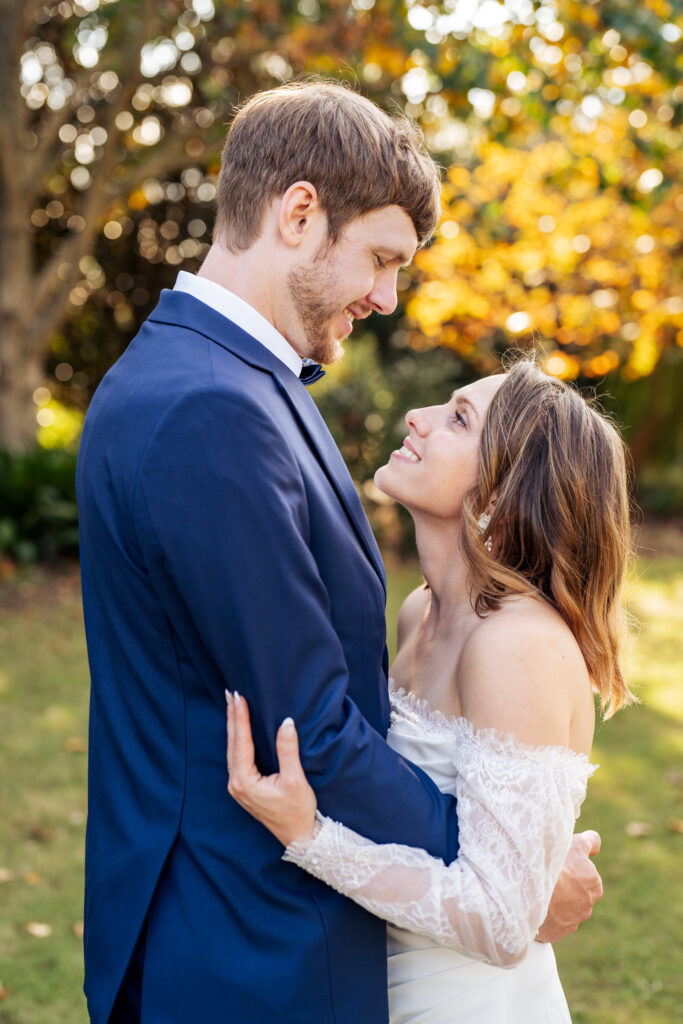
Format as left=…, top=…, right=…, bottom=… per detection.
left=0, top=0, right=681, bottom=1021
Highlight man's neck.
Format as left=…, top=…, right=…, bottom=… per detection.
left=197, top=242, right=278, bottom=330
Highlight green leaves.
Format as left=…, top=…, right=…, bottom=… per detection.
left=0, top=448, right=79, bottom=563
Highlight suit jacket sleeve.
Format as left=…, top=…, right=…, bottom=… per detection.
left=137, top=385, right=459, bottom=862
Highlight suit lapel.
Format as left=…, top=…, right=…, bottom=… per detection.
left=273, top=371, right=387, bottom=593
left=148, top=291, right=387, bottom=593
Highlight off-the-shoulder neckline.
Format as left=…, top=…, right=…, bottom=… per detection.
left=389, top=680, right=597, bottom=769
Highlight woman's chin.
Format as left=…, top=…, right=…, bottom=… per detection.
left=373, top=466, right=390, bottom=494
left=373, top=467, right=406, bottom=509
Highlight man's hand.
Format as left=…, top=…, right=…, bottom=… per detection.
left=537, top=831, right=603, bottom=943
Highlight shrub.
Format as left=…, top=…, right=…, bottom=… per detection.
left=0, top=447, right=79, bottom=563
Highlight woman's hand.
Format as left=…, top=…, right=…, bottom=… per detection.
left=226, top=691, right=318, bottom=847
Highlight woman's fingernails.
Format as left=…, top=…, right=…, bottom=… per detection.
left=234, top=691, right=241, bottom=705
left=225, top=689, right=230, bottom=705
left=281, top=717, right=295, bottom=734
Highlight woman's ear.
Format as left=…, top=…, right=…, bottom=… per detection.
left=487, top=490, right=498, bottom=515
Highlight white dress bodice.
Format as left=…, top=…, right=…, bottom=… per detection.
left=285, top=685, right=596, bottom=1023
left=383, top=687, right=580, bottom=1023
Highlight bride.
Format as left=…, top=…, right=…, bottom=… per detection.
left=225, top=357, right=633, bottom=1022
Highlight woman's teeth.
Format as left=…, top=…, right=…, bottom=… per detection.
left=399, top=446, right=420, bottom=463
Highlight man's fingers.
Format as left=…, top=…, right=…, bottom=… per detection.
left=571, top=831, right=604, bottom=905
left=586, top=830, right=601, bottom=856
left=276, top=717, right=305, bottom=783
left=576, top=829, right=602, bottom=856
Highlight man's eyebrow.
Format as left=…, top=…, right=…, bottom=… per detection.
left=451, top=392, right=479, bottom=420
left=377, top=248, right=414, bottom=268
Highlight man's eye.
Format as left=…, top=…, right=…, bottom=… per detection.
left=374, top=254, right=386, bottom=269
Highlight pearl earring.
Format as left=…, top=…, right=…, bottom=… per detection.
left=477, top=512, right=493, bottom=552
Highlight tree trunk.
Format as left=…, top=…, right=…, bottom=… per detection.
left=0, top=319, right=45, bottom=451
left=0, top=222, right=43, bottom=451
left=0, top=0, right=41, bottom=451
left=0, top=131, right=41, bottom=451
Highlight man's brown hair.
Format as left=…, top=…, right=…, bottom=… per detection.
left=214, top=80, right=441, bottom=251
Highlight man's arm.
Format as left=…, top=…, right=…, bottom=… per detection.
left=137, top=386, right=459, bottom=860
left=227, top=693, right=601, bottom=962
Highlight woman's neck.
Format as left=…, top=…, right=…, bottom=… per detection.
left=412, top=516, right=478, bottom=637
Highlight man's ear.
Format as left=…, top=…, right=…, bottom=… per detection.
left=278, top=181, right=321, bottom=248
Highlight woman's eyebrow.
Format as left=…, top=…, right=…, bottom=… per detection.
left=451, top=393, right=479, bottom=420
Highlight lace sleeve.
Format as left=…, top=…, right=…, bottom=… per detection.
left=284, top=720, right=596, bottom=968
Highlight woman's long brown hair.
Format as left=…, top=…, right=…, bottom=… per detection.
left=462, top=356, right=635, bottom=717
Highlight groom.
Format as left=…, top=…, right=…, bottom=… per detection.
left=77, top=81, right=601, bottom=1023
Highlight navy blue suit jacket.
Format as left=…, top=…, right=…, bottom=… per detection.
left=77, top=290, right=460, bottom=1023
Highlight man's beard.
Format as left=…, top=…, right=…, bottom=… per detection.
left=286, top=245, right=347, bottom=365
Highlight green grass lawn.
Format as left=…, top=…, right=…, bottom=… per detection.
left=1, top=552, right=682, bottom=1023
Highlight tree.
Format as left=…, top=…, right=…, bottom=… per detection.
left=0, top=0, right=417, bottom=450
left=1, top=0, right=215, bottom=448
left=402, top=1, right=682, bottom=415
left=2, top=0, right=681, bottom=471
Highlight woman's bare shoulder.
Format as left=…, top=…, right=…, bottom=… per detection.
left=458, top=595, right=591, bottom=748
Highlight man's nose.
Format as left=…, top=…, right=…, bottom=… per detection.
left=367, top=271, right=398, bottom=316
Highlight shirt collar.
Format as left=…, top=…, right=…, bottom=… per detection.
left=173, top=270, right=303, bottom=378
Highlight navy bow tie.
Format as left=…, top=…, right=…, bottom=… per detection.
left=299, top=360, right=326, bottom=385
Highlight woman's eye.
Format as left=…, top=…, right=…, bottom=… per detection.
left=453, top=411, right=468, bottom=428
left=374, top=254, right=386, bottom=269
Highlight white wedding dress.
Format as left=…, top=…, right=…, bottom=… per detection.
left=285, top=685, right=596, bottom=1023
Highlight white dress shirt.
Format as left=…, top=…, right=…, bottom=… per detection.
left=173, top=270, right=303, bottom=377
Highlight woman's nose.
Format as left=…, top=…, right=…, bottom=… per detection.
left=405, top=407, right=430, bottom=436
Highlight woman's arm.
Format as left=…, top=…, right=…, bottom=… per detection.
left=226, top=690, right=596, bottom=968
